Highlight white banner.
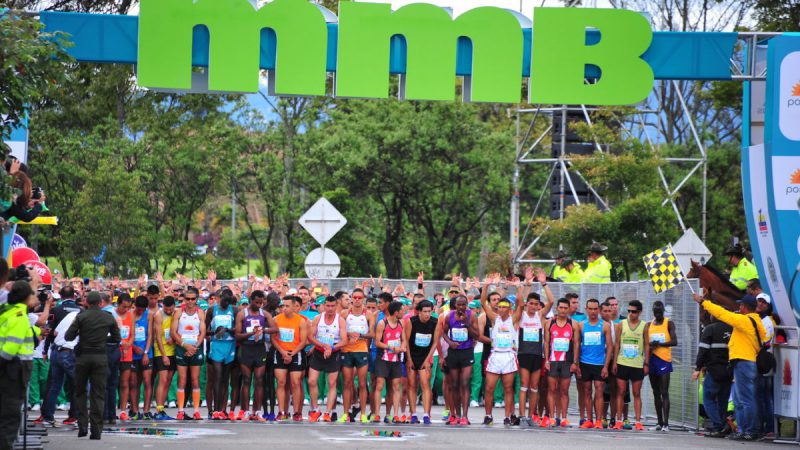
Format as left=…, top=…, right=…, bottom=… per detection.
left=774, top=344, right=799, bottom=419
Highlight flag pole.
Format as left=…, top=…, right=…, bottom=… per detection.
left=670, top=243, right=697, bottom=296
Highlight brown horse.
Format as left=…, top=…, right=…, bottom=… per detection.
left=686, top=259, right=743, bottom=311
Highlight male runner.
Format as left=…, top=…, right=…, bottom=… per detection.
left=574, top=298, right=612, bottom=429
left=235, top=290, right=276, bottom=422
left=153, top=296, right=177, bottom=420
left=374, top=301, right=408, bottom=423
left=404, top=299, right=440, bottom=425
left=441, top=295, right=479, bottom=425
left=541, top=298, right=579, bottom=428
left=307, top=296, right=348, bottom=422
left=370, top=292, right=393, bottom=421
left=339, top=288, right=374, bottom=423
left=172, top=287, right=207, bottom=420
left=517, top=270, right=554, bottom=426
left=111, top=294, right=134, bottom=421
left=206, top=290, right=238, bottom=419
left=647, top=300, right=676, bottom=431
left=612, top=300, right=649, bottom=431
left=272, top=295, right=308, bottom=422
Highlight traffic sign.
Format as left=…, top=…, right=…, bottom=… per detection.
left=298, top=197, right=347, bottom=246
left=304, top=247, right=341, bottom=279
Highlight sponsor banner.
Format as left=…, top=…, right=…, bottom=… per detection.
left=774, top=345, right=798, bottom=419
left=771, top=156, right=800, bottom=210
left=779, top=51, right=800, bottom=141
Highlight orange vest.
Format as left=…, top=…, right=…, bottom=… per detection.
left=274, top=313, right=304, bottom=352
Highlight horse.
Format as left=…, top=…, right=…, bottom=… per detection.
left=686, top=259, right=743, bottom=311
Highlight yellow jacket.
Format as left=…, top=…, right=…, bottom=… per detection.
left=553, top=264, right=583, bottom=283
left=730, top=258, right=758, bottom=290
left=582, top=256, right=611, bottom=283
left=702, top=301, right=766, bottom=362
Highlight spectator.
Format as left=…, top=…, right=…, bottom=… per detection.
left=748, top=279, right=776, bottom=438
left=692, top=313, right=732, bottom=438
left=694, top=293, right=766, bottom=441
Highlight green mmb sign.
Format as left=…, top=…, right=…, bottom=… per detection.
left=137, top=0, right=654, bottom=105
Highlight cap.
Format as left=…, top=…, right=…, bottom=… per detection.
left=756, top=293, right=771, bottom=304
left=448, top=287, right=460, bottom=293
left=468, top=300, right=480, bottom=308
left=507, top=295, right=516, bottom=303
left=589, top=241, right=607, bottom=253
left=561, top=258, right=574, bottom=268
left=555, top=249, right=568, bottom=259
left=736, top=294, right=758, bottom=308
left=287, top=288, right=298, bottom=295
left=724, top=244, right=745, bottom=257
left=315, top=295, right=326, bottom=306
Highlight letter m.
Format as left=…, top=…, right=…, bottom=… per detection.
left=137, top=0, right=327, bottom=95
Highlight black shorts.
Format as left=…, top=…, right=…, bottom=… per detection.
left=154, top=355, right=176, bottom=372
left=603, top=375, right=631, bottom=403
left=374, top=359, right=404, bottom=380
left=273, top=351, right=306, bottom=372
left=518, top=353, right=543, bottom=372
left=615, top=364, right=645, bottom=381
left=309, top=349, right=342, bottom=373
left=445, top=348, right=474, bottom=370
left=580, top=363, right=605, bottom=382
left=409, top=353, right=431, bottom=371
left=340, top=352, right=369, bottom=369
left=547, top=360, right=572, bottom=378
left=131, top=358, right=153, bottom=372
left=239, top=344, right=268, bottom=368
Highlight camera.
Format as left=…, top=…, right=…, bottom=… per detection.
left=32, top=187, right=44, bottom=200
left=11, top=264, right=31, bottom=282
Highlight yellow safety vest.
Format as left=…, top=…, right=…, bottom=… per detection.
left=730, top=258, right=758, bottom=290
left=582, top=255, right=612, bottom=283
left=0, top=303, right=40, bottom=361
left=561, top=265, right=584, bottom=283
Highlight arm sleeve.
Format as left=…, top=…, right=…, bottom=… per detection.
left=695, top=325, right=712, bottom=370
left=65, top=315, right=79, bottom=342
left=702, top=301, right=748, bottom=332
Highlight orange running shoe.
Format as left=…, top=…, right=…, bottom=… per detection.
left=119, top=411, right=131, bottom=421
left=612, top=421, right=624, bottom=430
left=322, top=413, right=331, bottom=422
left=228, top=411, right=236, bottom=421
left=580, top=420, right=594, bottom=429
left=594, top=420, right=604, bottom=429
left=175, top=411, right=185, bottom=421
left=372, top=415, right=381, bottom=423
left=236, top=410, right=246, bottom=421
left=309, top=411, right=322, bottom=423
left=192, top=411, right=202, bottom=421
left=539, top=416, right=552, bottom=428
left=532, top=415, right=541, bottom=425
left=634, top=422, right=644, bottom=431
left=560, top=419, right=570, bottom=428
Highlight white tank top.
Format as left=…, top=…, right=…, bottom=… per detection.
left=345, top=313, right=368, bottom=335
left=316, top=313, right=341, bottom=346
left=178, top=309, right=201, bottom=346
left=491, top=315, right=517, bottom=353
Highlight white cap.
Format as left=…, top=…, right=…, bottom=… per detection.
left=756, top=293, right=771, bottom=304
left=287, top=288, right=298, bottom=295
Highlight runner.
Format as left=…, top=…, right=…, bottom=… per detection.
left=172, top=287, right=207, bottom=421
left=370, top=292, right=393, bottom=422
left=339, top=288, right=374, bottom=423
left=573, top=298, right=613, bottom=429
left=272, top=295, right=309, bottom=422
left=130, top=296, right=154, bottom=419
left=480, top=272, right=531, bottom=426
left=441, top=294, right=479, bottom=425
left=517, top=269, right=554, bottom=426
left=647, top=300, right=677, bottom=431
left=404, top=299, right=440, bottom=425
left=373, top=301, right=408, bottom=423
left=153, top=296, right=177, bottom=420
left=307, top=296, right=347, bottom=422
left=111, top=293, right=134, bottom=421
left=206, top=289, right=238, bottom=420
left=235, top=290, right=276, bottom=422
left=541, top=298, right=579, bottom=428
left=612, top=300, right=649, bottom=431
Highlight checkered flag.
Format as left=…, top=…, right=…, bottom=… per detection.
left=643, top=245, right=686, bottom=294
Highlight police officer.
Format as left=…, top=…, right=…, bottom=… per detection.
left=583, top=242, right=612, bottom=283
left=550, top=250, right=568, bottom=280
left=0, top=281, right=40, bottom=450
left=65, top=291, right=120, bottom=440
left=725, top=244, right=758, bottom=291
left=560, top=259, right=584, bottom=283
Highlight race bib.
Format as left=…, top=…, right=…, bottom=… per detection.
left=319, top=333, right=336, bottom=346
left=553, top=337, right=570, bottom=352
left=183, top=334, right=198, bottom=346
left=414, top=333, right=432, bottom=348
left=650, top=332, right=666, bottom=344
left=622, top=342, right=640, bottom=359
left=584, top=331, right=601, bottom=346
left=451, top=327, right=468, bottom=342
left=279, top=327, right=295, bottom=343
left=135, top=326, right=146, bottom=341
left=347, top=323, right=368, bottom=335
left=163, top=329, right=170, bottom=341
left=387, top=339, right=401, bottom=351
left=215, top=315, right=232, bottom=329
left=522, top=326, right=540, bottom=342
left=246, top=319, right=263, bottom=340
left=120, top=325, right=130, bottom=340
left=496, top=333, right=513, bottom=349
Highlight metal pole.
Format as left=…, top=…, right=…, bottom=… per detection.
left=511, top=109, right=521, bottom=270
left=559, top=105, right=567, bottom=224
left=702, top=156, right=708, bottom=241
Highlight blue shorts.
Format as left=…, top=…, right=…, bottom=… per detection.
left=368, top=348, right=378, bottom=373
left=649, top=354, right=673, bottom=376
left=209, top=340, right=236, bottom=364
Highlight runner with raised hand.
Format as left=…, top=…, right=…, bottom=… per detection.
left=517, top=268, right=554, bottom=426
left=441, top=294, right=479, bottom=425
left=307, top=296, right=348, bottom=422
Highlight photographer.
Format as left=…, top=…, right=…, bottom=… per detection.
left=2, top=171, right=45, bottom=223
left=0, top=279, right=41, bottom=450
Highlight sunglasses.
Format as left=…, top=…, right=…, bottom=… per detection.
left=627, top=309, right=640, bottom=314
left=185, top=297, right=198, bottom=301
left=352, top=295, right=365, bottom=300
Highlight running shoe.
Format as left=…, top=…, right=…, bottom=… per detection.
left=602, top=418, right=609, bottom=428
left=503, top=417, right=511, bottom=426
left=330, top=412, right=338, bottom=422
left=228, top=411, right=237, bottom=421
left=555, top=417, right=561, bottom=427
left=442, top=409, right=450, bottom=421
left=337, top=413, right=349, bottom=423
left=623, top=419, right=632, bottom=430
left=293, top=412, right=303, bottom=422
left=594, top=420, right=604, bottom=429
left=309, top=411, right=322, bottom=423
left=560, top=419, right=570, bottom=428
left=119, top=412, right=131, bottom=421
left=483, top=415, right=493, bottom=425
left=662, top=425, right=670, bottom=432
left=192, top=411, right=202, bottom=421
left=580, top=420, right=594, bottom=429
left=322, top=413, right=331, bottom=422
left=211, top=411, right=222, bottom=420
left=448, top=415, right=458, bottom=426
left=236, top=410, right=246, bottom=421
left=539, top=416, right=552, bottom=428
left=155, top=411, right=174, bottom=421
left=134, top=412, right=144, bottom=421
left=266, top=412, right=276, bottom=422
left=252, top=413, right=267, bottom=423
left=460, top=417, right=470, bottom=426
left=634, top=422, right=644, bottom=431
left=532, top=415, right=541, bottom=425
left=510, top=415, right=520, bottom=426
left=143, top=412, right=154, bottom=420
left=392, top=416, right=400, bottom=424
left=399, top=415, right=408, bottom=423
left=650, top=424, right=663, bottom=431
left=175, top=411, right=185, bottom=420
left=612, top=421, right=624, bottom=430
left=423, top=415, right=431, bottom=425
left=63, top=417, right=78, bottom=425
left=372, top=415, right=380, bottom=423
left=410, top=415, right=420, bottom=424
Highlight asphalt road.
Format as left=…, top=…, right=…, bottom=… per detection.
left=33, top=407, right=779, bottom=450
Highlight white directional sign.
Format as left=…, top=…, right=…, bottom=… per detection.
left=673, top=227, right=713, bottom=274
left=304, top=247, right=341, bottom=279
left=298, top=198, right=347, bottom=246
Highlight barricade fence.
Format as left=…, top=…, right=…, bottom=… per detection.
left=123, top=278, right=700, bottom=428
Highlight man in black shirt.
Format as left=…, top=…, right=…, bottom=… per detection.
left=692, top=315, right=733, bottom=438
left=66, top=292, right=120, bottom=440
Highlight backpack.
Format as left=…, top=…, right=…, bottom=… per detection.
left=748, top=317, right=776, bottom=375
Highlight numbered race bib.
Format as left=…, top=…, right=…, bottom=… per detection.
left=183, top=334, right=198, bottom=346
left=414, top=333, right=432, bottom=348
left=522, top=326, right=540, bottom=342
left=553, top=337, right=570, bottom=352
left=163, top=329, right=171, bottom=341
left=622, top=342, right=640, bottom=359
left=120, top=325, right=130, bottom=340
left=387, top=339, right=401, bottom=352
left=347, top=323, right=368, bottom=335
left=584, top=331, right=601, bottom=346
left=279, top=327, right=295, bottom=343
left=496, top=333, right=513, bottom=349
left=135, top=326, right=146, bottom=341
left=215, top=315, right=232, bottom=329
left=246, top=319, right=262, bottom=340
left=319, top=333, right=336, bottom=346
left=451, top=327, right=468, bottom=342
left=650, top=332, right=666, bottom=344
